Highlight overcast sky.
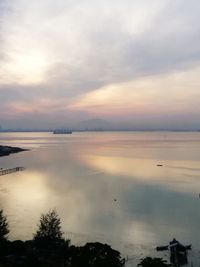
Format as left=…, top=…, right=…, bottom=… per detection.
left=0, top=0, right=200, bottom=129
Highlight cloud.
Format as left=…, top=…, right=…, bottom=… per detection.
left=69, top=66, right=200, bottom=128
left=2, top=0, right=199, bottom=87
left=1, top=0, right=200, bottom=128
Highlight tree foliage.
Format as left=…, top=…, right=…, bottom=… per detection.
left=67, top=242, right=125, bottom=267
left=0, top=209, right=9, bottom=240
left=34, top=209, right=63, bottom=241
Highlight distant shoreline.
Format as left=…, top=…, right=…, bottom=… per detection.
left=0, top=129, right=200, bottom=133
left=0, top=145, right=28, bottom=157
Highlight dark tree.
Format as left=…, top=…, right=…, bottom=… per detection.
left=34, top=209, right=63, bottom=242
left=67, top=242, right=125, bottom=267
left=33, top=210, right=70, bottom=266
left=0, top=209, right=9, bottom=240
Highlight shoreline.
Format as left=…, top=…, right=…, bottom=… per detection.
left=0, top=145, right=28, bottom=157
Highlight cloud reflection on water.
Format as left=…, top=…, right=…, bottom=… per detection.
left=81, top=154, right=200, bottom=194
left=0, top=132, right=200, bottom=260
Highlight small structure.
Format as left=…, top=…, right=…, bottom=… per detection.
left=169, top=238, right=191, bottom=256
left=156, top=239, right=191, bottom=255
left=157, top=239, right=191, bottom=267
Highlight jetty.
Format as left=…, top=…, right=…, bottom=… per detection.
left=0, top=167, right=25, bottom=176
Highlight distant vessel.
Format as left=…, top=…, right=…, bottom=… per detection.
left=53, top=129, right=72, bottom=134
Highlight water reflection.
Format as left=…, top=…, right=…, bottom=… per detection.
left=82, top=155, right=200, bottom=193
left=0, top=132, right=200, bottom=266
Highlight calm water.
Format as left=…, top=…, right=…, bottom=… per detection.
left=0, top=131, right=200, bottom=266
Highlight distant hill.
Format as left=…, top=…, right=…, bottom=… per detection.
left=76, top=118, right=111, bottom=131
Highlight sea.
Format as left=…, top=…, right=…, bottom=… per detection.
left=0, top=131, right=200, bottom=266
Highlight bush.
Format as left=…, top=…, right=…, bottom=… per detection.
left=0, top=209, right=9, bottom=240
left=67, top=242, right=125, bottom=267
left=138, top=257, right=171, bottom=267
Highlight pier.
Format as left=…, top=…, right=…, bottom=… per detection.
left=0, top=167, right=25, bottom=176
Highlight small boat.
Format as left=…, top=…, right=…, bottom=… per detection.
left=53, top=130, right=72, bottom=134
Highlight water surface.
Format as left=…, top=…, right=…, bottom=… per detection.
left=0, top=131, right=200, bottom=266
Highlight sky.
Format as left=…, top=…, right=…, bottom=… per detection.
left=0, top=0, right=200, bottom=130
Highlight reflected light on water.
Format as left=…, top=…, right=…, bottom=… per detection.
left=83, top=155, right=160, bottom=178
left=0, top=171, right=50, bottom=239
left=82, top=155, right=200, bottom=193
left=1, top=132, right=200, bottom=265
left=11, top=172, right=48, bottom=203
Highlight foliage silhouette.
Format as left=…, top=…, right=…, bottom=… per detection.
left=67, top=242, right=125, bottom=267
left=0, top=209, right=9, bottom=240
left=0, top=209, right=125, bottom=267
left=138, top=257, right=171, bottom=267
left=34, top=209, right=63, bottom=242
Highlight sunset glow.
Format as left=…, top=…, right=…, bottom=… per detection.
left=0, top=0, right=200, bottom=129
left=2, top=50, right=48, bottom=85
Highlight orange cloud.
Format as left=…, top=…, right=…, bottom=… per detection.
left=69, top=67, right=200, bottom=118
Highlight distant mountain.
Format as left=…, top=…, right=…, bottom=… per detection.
left=76, top=118, right=111, bottom=131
